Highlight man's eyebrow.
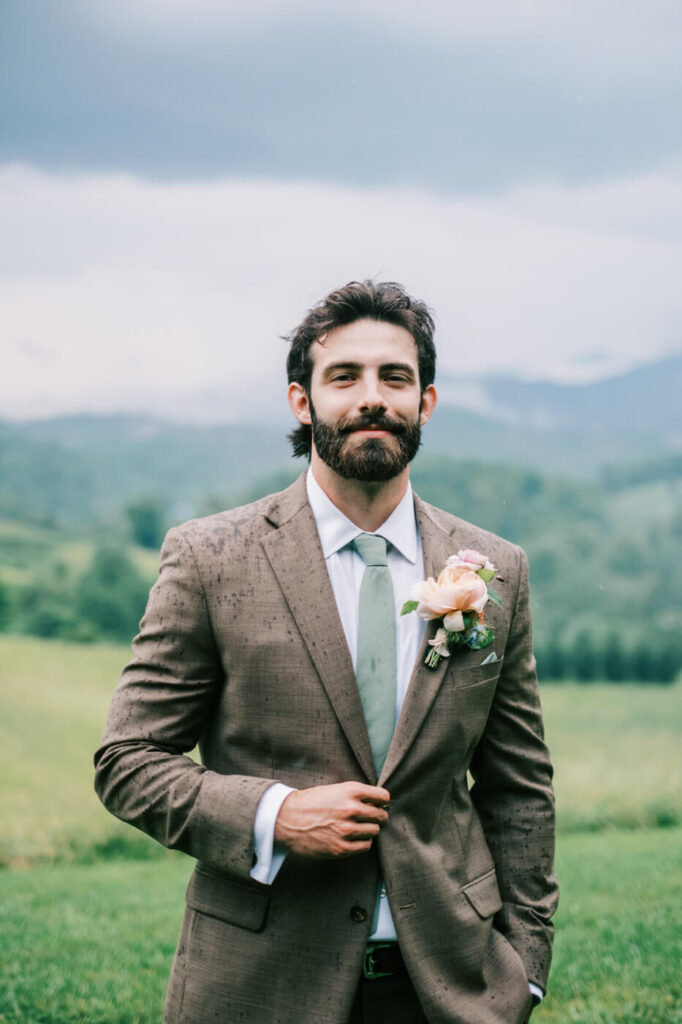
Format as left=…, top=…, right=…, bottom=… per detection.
left=381, top=362, right=416, bottom=376
left=322, top=362, right=363, bottom=375
left=322, top=361, right=416, bottom=376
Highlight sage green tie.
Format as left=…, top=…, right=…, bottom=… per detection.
left=353, top=533, right=397, bottom=775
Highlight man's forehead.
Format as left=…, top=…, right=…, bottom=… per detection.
left=311, top=318, right=418, bottom=365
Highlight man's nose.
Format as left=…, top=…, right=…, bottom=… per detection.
left=358, top=375, right=387, bottom=412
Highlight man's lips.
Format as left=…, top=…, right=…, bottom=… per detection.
left=344, top=421, right=400, bottom=437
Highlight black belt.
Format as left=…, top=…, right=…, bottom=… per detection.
left=362, top=942, right=407, bottom=980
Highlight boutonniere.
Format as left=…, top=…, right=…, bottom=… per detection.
left=401, top=548, right=503, bottom=668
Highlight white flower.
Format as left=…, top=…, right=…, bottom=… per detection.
left=428, top=628, right=452, bottom=658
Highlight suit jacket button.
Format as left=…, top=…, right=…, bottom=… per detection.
left=350, top=905, right=368, bottom=923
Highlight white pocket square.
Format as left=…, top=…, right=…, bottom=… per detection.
left=480, top=651, right=499, bottom=665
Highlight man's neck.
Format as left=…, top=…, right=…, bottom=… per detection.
left=309, top=454, right=410, bottom=532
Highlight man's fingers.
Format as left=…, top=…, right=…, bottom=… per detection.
left=345, top=821, right=381, bottom=839
left=350, top=804, right=389, bottom=825
left=274, top=781, right=391, bottom=858
left=354, top=785, right=391, bottom=807
left=342, top=839, right=373, bottom=855
left=348, top=786, right=390, bottom=823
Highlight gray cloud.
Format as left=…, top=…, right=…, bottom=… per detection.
left=1, top=165, right=680, bottom=420
left=1, top=1, right=679, bottom=192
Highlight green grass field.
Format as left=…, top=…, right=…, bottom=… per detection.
left=0, top=636, right=161, bottom=866
left=543, top=684, right=681, bottom=833
left=1, top=636, right=681, bottom=1022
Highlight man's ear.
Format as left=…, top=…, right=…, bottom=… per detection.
left=419, top=384, right=437, bottom=426
left=288, top=382, right=312, bottom=425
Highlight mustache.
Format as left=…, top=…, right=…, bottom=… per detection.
left=339, top=413, right=408, bottom=436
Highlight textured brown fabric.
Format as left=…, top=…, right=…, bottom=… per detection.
left=94, top=473, right=557, bottom=1024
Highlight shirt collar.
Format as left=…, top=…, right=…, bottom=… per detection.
left=306, top=468, right=419, bottom=564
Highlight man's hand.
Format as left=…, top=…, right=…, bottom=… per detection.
left=274, top=781, right=390, bottom=858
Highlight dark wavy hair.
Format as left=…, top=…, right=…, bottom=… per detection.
left=285, top=280, right=436, bottom=458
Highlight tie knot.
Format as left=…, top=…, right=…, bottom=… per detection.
left=353, top=533, right=388, bottom=567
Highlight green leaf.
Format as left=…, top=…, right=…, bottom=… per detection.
left=477, top=567, right=496, bottom=583
left=487, top=585, right=503, bottom=608
left=401, top=600, right=419, bottom=616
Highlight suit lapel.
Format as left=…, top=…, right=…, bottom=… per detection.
left=261, top=478, right=376, bottom=783
left=379, top=496, right=460, bottom=786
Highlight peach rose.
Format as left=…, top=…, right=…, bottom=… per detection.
left=410, top=563, right=489, bottom=625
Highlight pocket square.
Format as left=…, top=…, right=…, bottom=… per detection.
left=480, top=651, right=499, bottom=665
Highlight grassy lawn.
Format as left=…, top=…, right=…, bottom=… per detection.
left=540, top=829, right=682, bottom=1024
left=0, top=857, right=187, bottom=1024
left=0, top=636, right=160, bottom=866
left=0, top=829, right=680, bottom=1024
left=543, top=683, right=682, bottom=832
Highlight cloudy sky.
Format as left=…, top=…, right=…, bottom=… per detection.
left=2, top=0, right=681, bottom=420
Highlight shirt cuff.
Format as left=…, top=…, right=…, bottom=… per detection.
left=528, top=982, right=544, bottom=1004
left=250, top=783, right=294, bottom=885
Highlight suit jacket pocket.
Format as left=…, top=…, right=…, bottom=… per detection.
left=186, top=865, right=270, bottom=932
left=451, top=661, right=501, bottom=691
left=462, top=869, right=503, bottom=919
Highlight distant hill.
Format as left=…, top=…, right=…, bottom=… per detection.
left=0, top=416, right=292, bottom=523
left=425, top=405, right=669, bottom=479
left=432, top=352, right=682, bottom=473
left=478, top=354, right=682, bottom=436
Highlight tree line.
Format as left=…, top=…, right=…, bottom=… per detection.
left=535, top=633, right=681, bottom=685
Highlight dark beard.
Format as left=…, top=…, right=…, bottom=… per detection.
left=310, top=407, right=422, bottom=482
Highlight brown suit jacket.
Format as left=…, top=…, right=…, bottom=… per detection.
left=95, top=474, right=558, bottom=1024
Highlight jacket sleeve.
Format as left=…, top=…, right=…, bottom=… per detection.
left=93, top=526, right=276, bottom=879
left=469, top=544, right=559, bottom=991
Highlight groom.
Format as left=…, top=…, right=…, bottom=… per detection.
left=95, top=280, right=558, bottom=1024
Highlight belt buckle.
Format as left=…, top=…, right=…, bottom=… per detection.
left=363, top=943, right=394, bottom=980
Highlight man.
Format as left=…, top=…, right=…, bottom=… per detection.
left=95, top=280, right=558, bottom=1024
